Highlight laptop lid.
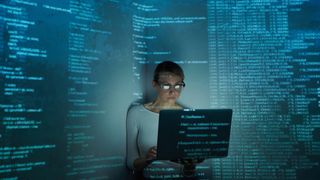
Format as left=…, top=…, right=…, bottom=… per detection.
left=156, top=109, right=232, bottom=160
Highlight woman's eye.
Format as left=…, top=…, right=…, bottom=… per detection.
left=174, top=85, right=181, bottom=89
left=163, top=85, right=170, bottom=89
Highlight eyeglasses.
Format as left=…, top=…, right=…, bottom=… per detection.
left=157, top=81, right=186, bottom=91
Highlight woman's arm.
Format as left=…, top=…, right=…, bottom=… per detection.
left=126, top=106, right=140, bottom=170
left=126, top=106, right=157, bottom=171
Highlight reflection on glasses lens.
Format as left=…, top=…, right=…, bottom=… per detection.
left=174, top=84, right=182, bottom=89
left=162, top=85, right=170, bottom=90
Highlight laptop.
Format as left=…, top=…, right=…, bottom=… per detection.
left=156, top=109, right=232, bottom=160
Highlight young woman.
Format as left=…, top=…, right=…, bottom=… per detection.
left=126, top=61, right=200, bottom=178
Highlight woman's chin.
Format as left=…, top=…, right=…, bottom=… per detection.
left=166, top=97, right=177, bottom=102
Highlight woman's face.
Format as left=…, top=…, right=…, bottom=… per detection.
left=153, top=72, right=184, bottom=104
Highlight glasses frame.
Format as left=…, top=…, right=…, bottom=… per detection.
left=156, top=81, right=186, bottom=91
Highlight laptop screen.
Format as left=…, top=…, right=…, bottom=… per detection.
left=156, top=109, right=232, bottom=160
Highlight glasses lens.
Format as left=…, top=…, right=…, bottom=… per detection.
left=162, top=84, right=170, bottom=90
left=174, top=84, right=182, bottom=90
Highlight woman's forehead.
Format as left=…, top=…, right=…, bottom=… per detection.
left=158, top=72, right=183, bottom=82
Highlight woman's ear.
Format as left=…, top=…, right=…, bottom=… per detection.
left=152, top=80, right=157, bottom=87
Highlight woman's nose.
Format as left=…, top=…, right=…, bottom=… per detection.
left=168, top=89, right=176, bottom=95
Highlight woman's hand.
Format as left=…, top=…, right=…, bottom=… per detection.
left=171, top=158, right=205, bottom=165
left=180, top=158, right=204, bottom=177
left=146, top=146, right=157, bottom=162
left=133, top=146, right=157, bottom=171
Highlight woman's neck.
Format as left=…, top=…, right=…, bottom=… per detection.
left=153, top=100, right=176, bottom=108
left=145, top=98, right=181, bottom=113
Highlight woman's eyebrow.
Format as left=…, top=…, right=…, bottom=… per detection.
left=160, top=81, right=183, bottom=85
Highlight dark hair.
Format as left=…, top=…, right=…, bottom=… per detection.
left=153, top=61, right=184, bottom=82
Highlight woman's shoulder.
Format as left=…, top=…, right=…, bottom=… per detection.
left=127, top=103, right=145, bottom=113
left=128, top=102, right=159, bottom=116
left=127, top=104, right=144, bottom=124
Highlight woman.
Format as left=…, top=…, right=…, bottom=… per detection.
left=126, top=61, right=188, bottom=176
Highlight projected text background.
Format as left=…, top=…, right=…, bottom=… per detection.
left=1, top=0, right=320, bottom=179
